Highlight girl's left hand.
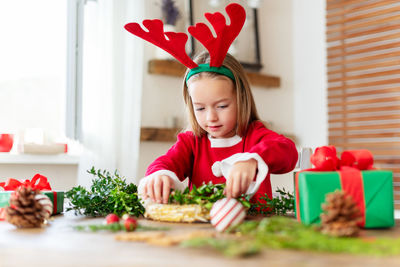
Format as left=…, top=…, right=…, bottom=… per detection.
left=225, top=159, right=257, bottom=198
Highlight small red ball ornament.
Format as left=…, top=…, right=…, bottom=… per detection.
left=105, top=214, right=120, bottom=224
left=124, top=217, right=137, bottom=232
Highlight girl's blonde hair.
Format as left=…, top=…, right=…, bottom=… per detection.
left=183, top=51, right=260, bottom=137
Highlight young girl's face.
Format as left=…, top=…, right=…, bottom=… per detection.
left=188, top=76, right=237, bottom=138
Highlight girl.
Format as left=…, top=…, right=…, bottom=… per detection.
left=139, top=51, right=298, bottom=204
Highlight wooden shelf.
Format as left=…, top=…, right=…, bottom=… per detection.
left=141, top=127, right=180, bottom=142
left=148, top=59, right=280, bottom=88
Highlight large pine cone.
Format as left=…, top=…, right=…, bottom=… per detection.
left=320, top=190, right=361, bottom=237
left=6, top=186, right=50, bottom=228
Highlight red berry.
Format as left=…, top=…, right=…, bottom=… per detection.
left=105, top=214, right=120, bottom=224
left=124, top=217, right=137, bottom=232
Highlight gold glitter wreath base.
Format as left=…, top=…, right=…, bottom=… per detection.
left=144, top=204, right=210, bottom=223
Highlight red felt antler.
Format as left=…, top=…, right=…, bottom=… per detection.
left=124, top=19, right=198, bottom=69
left=188, top=3, right=245, bottom=67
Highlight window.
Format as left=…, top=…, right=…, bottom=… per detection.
left=0, top=1, right=68, bottom=139
left=326, top=0, right=400, bottom=208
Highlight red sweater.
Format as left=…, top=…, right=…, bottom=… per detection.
left=145, top=121, right=298, bottom=201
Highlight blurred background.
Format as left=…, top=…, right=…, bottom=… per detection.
left=0, top=0, right=398, bottom=212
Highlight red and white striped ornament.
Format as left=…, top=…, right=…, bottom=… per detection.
left=35, top=194, right=53, bottom=219
left=210, top=198, right=246, bottom=232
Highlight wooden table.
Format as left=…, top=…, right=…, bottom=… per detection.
left=1, top=212, right=400, bottom=267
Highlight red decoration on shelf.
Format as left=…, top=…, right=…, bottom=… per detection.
left=0, top=134, right=14, bottom=152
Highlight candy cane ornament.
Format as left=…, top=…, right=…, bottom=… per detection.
left=210, top=198, right=246, bottom=232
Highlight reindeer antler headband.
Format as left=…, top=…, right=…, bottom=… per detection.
left=124, top=3, right=245, bottom=83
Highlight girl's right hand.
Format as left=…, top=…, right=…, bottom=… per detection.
left=142, top=175, right=174, bottom=204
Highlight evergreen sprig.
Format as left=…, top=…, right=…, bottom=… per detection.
left=168, top=182, right=227, bottom=210
left=182, top=216, right=400, bottom=257
left=247, top=188, right=295, bottom=216
left=66, top=167, right=145, bottom=217
left=168, top=183, right=294, bottom=215
left=73, top=223, right=169, bottom=232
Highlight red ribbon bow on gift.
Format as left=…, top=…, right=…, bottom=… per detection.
left=310, top=145, right=374, bottom=171
left=296, top=146, right=375, bottom=227
left=0, top=174, right=52, bottom=191
left=0, top=174, right=56, bottom=221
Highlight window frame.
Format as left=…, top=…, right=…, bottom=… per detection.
left=66, top=0, right=85, bottom=141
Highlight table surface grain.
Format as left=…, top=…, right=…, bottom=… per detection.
left=1, top=212, right=400, bottom=267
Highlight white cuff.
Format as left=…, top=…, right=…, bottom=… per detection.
left=219, top=152, right=268, bottom=197
left=138, top=170, right=187, bottom=199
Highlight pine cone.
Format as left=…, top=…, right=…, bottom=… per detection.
left=5, top=186, right=50, bottom=228
left=320, top=190, right=361, bottom=237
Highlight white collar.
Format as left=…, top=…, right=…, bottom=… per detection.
left=208, top=134, right=242, bottom=148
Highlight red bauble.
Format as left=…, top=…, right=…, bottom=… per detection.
left=124, top=217, right=137, bottom=232
left=105, top=214, right=120, bottom=224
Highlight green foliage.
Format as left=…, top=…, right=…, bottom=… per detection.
left=66, top=167, right=145, bottom=217
left=182, top=216, right=400, bottom=257
left=247, top=188, right=294, bottom=216
left=168, top=183, right=294, bottom=215
left=73, top=223, right=169, bottom=232
left=168, top=182, right=226, bottom=210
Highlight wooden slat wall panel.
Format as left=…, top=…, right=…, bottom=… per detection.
left=327, top=0, right=400, bottom=19
left=329, top=105, right=400, bottom=115
left=328, top=60, right=400, bottom=75
left=327, top=50, right=400, bottom=67
left=327, top=0, right=400, bottom=209
left=327, top=23, right=400, bottom=43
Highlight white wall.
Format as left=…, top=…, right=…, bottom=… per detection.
left=255, top=0, right=294, bottom=135
left=293, top=1, right=327, bottom=148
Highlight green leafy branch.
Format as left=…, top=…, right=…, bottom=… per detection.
left=66, top=167, right=145, bottom=217
left=247, top=187, right=294, bottom=216
left=168, top=182, right=226, bottom=210
left=168, top=183, right=294, bottom=216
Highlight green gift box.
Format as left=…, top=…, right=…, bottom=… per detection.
left=294, top=170, right=394, bottom=228
left=0, top=190, right=64, bottom=215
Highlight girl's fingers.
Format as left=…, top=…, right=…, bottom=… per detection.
left=161, top=176, right=171, bottom=204
left=147, top=178, right=155, bottom=202
left=142, top=182, right=148, bottom=199
left=225, top=177, right=232, bottom=199
left=241, top=177, right=249, bottom=195
left=154, top=177, right=163, bottom=203
left=231, top=175, right=241, bottom=198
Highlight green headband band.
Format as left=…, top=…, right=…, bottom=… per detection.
left=186, top=64, right=235, bottom=83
